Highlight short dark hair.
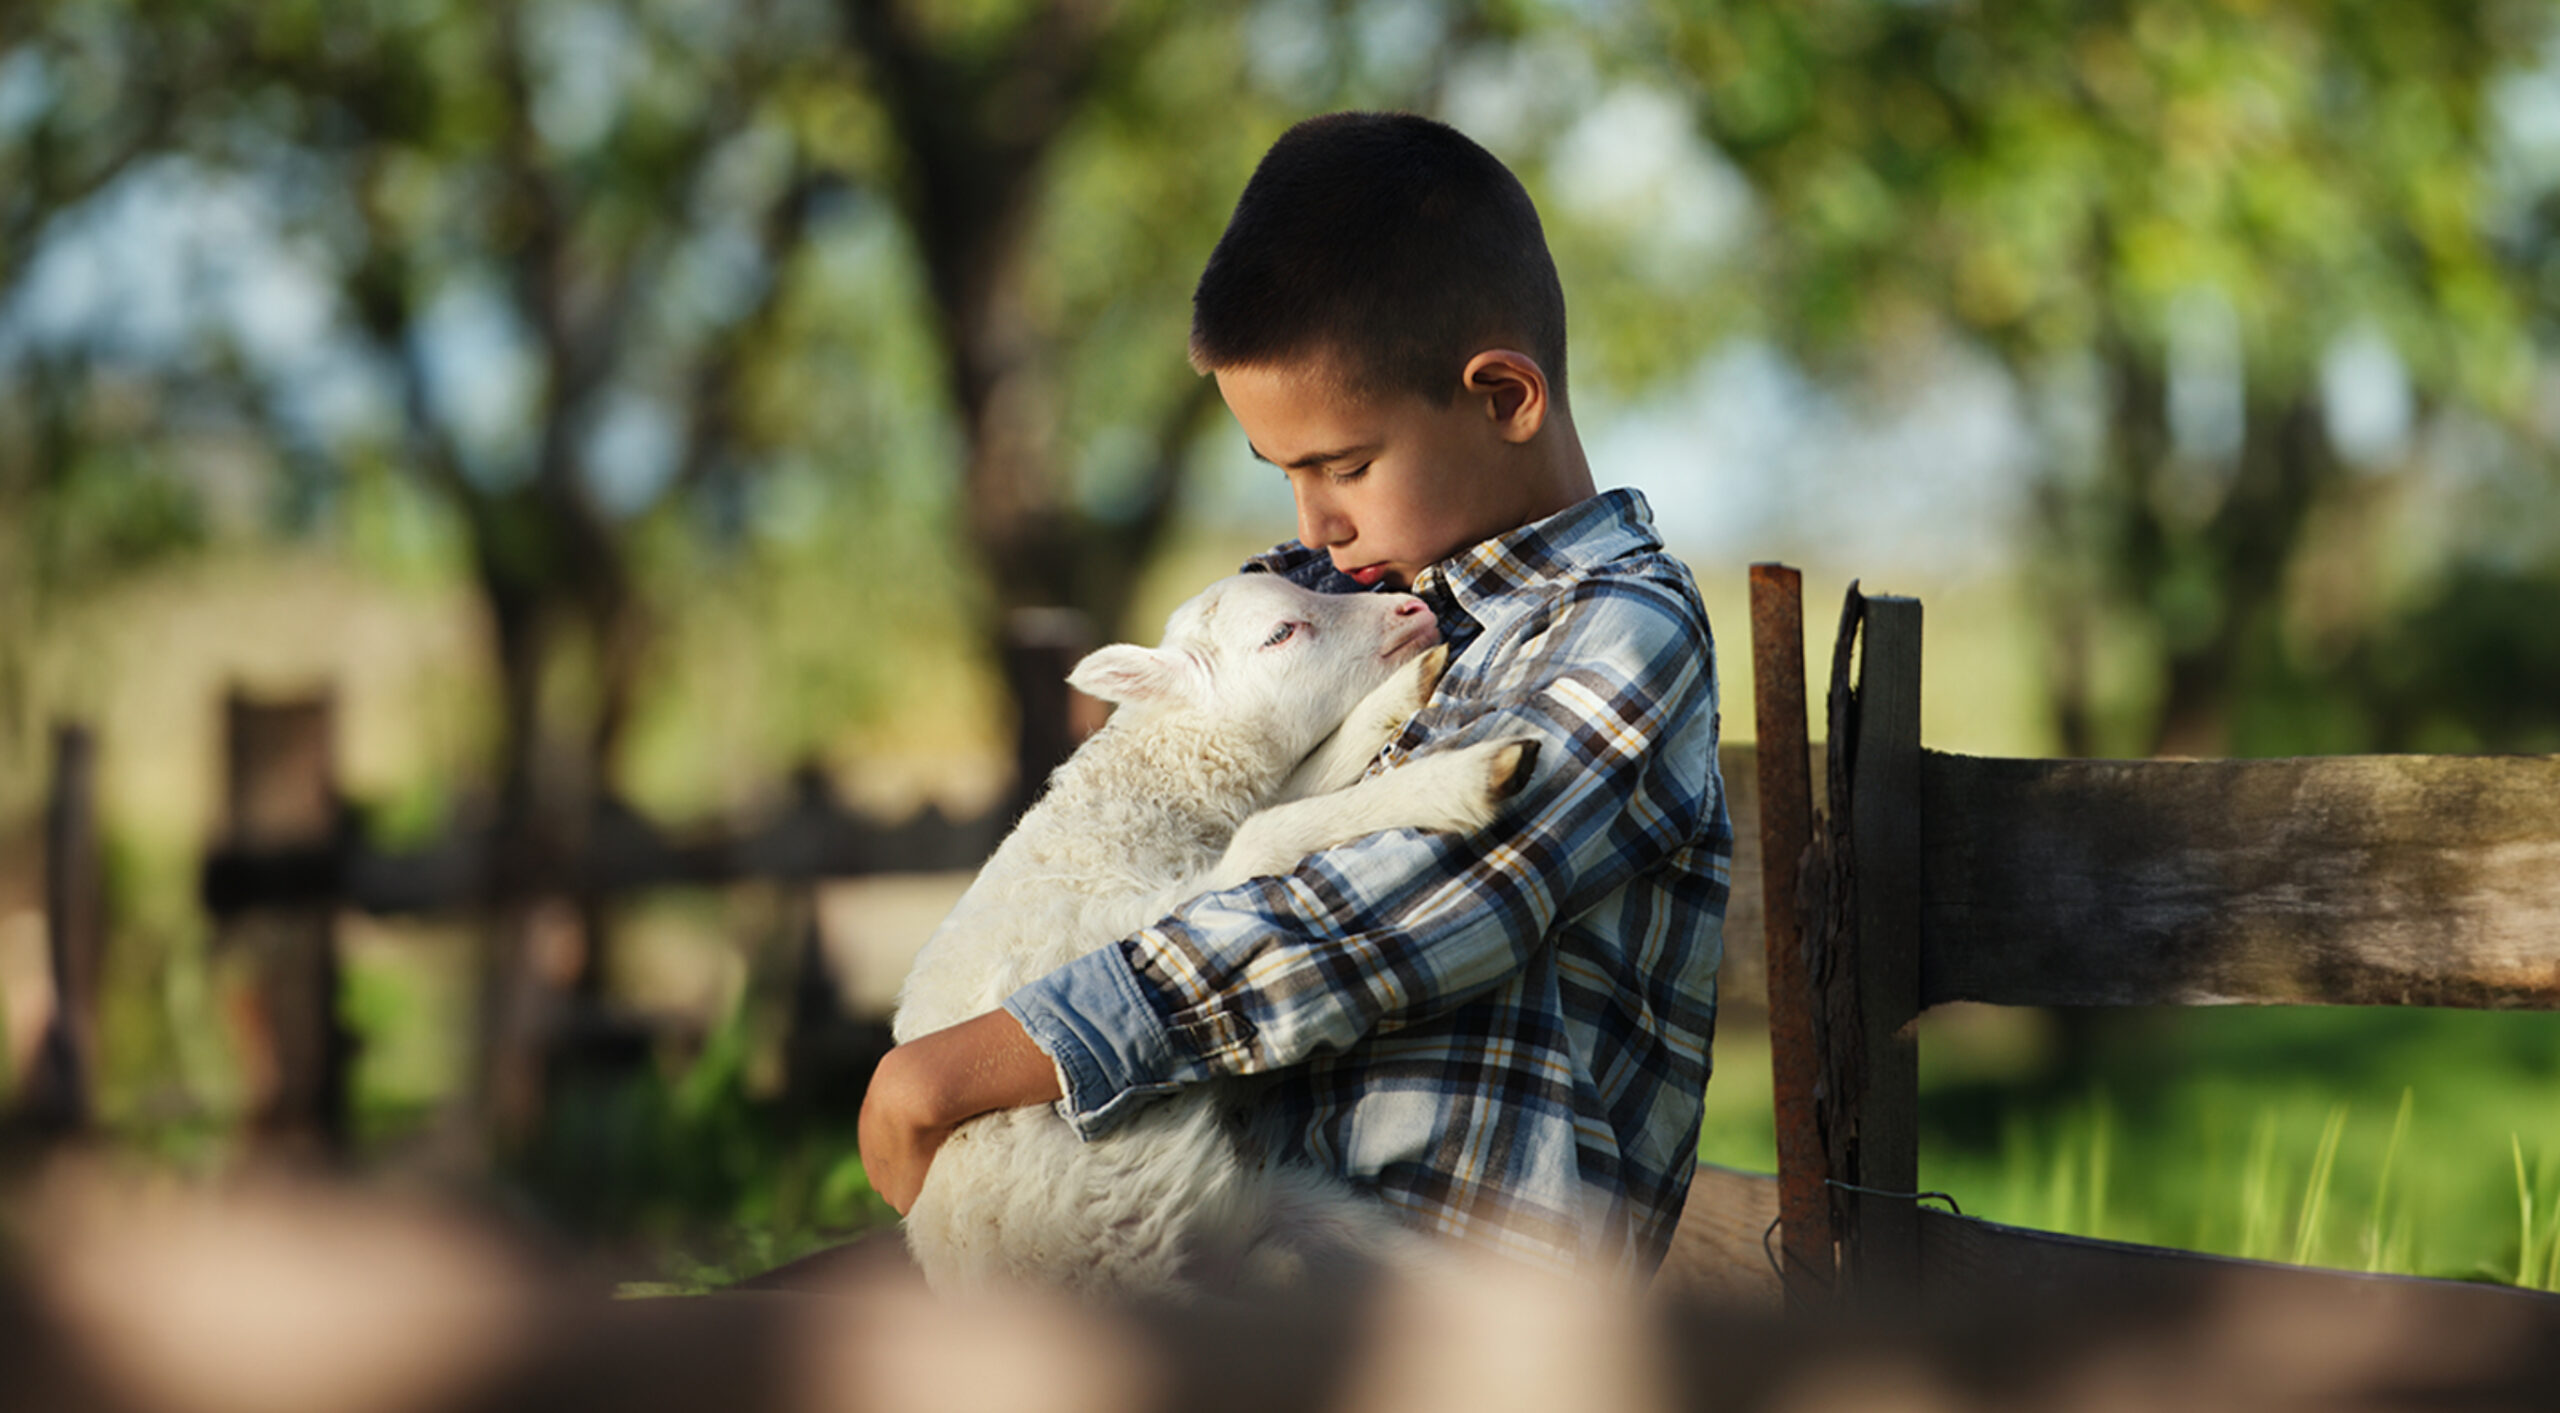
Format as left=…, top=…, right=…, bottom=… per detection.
left=1190, top=111, right=1567, bottom=405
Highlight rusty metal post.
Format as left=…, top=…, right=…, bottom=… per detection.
left=1751, top=564, right=1832, bottom=1303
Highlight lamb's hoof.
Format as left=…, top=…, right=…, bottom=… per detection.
left=1364, top=643, right=1450, bottom=730
left=1411, top=642, right=1451, bottom=700
left=1488, top=738, right=1540, bottom=799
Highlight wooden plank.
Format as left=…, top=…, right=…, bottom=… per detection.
left=1652, top=1163, right=1782, bottom=1309
left=1748, top=564, right=1830, bottom=1300
left=737, top=1160, right=1787, bottom=1308
left=202, top=802, right=1011, bottom=915
left=1919, top=753, right=2560, bottom=1010
left=1711, top=741, right=1827, bottom=1020
left=1918, top=1207, right=2560, bottom=1335
left=1845, top=595, right=1923, bottom=1296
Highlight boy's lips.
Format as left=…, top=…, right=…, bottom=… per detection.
left=1343, top=564, right=1390, bottom=586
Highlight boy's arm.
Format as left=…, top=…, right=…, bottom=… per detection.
left=856, top=1009, right=1058, bottom=1213
left=1004, top=575, right=1722, bottom=1140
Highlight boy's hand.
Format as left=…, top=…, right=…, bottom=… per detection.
left=857, top=1009, right=1064, bottom=1215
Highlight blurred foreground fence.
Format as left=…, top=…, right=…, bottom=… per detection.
left=8, top=1161, right=2560, bottom=1413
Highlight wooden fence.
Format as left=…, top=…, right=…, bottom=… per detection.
left=16, top=566, right=2560, bottom=1346
left=20, top=644, right=1801, bottom=1160
left=1709, top=563, right=2560, bottom=1332
left=13, top=612, right=1102, bottom=1152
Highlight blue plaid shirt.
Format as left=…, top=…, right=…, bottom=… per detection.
left=1004, top=488, right=1731, bottom=1280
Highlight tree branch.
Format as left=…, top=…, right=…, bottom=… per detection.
left=669, top=165, right=825, bottom=504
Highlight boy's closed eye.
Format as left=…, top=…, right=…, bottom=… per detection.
left=1272, top=461, right=1368, bottom=486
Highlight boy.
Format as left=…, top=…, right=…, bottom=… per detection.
left=860, top=111, right=1731, bottom=1283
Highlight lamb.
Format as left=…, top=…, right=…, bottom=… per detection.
left=892, top=571, right=1539, bottom=1298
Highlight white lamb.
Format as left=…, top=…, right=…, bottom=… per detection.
left=892, top=571, right=1539, bottom=1298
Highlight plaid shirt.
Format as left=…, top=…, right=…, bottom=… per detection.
left=1004, top=488, right=1730, bottom=1280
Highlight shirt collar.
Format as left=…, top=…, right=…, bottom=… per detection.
left=1242, top=488, right=1662, bottom=611
left=1409, top=487, right=1661, bottom=616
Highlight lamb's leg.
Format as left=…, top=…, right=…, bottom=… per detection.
left=1201, top=736, right=1541, bottom=891
left=1273, top=645, right=1450, bottom=803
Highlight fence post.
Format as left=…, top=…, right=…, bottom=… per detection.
left=772, top=763, right=896, bottom=1112
left=1003, top=607, right=1101, bottom=823
left=218, top=690, right=351, bottom=1157
left=1751, top=565, right=1833, bottom=1305
left=1806, top=587, right=1925, bottom=1303
left=22, top=724, right=104, bottom=1132
left=1846, top=594, right=1924, bottom=1296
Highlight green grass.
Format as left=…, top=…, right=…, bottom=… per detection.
left=2514, top=1134, right=2560, bottom=1292
left=614, top=997, right=2560, bottom=1293
left=1702, top=1004, right=2560, bottom=1289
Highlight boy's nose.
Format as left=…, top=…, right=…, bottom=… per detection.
left=1296, top=492, right=1350, bottom=548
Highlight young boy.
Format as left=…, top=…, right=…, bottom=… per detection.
left=859, top=111, right=1731, bottom=1283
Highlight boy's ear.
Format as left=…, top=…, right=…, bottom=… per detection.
left=1067, top=643, right=1189, bottom=707
left=1461, top=349, right=1550, bottom=444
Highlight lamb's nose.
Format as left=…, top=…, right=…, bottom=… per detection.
left=1393, top=598, right=1426, bottom=616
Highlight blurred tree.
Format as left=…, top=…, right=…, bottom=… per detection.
left=0, top=0, right=1512, bottom=1135
left=0, top=0, right=225, bottom=794
left=189, top=0, right=862, bottom=1130
left=834, top=0, right=1509, bottom=799
left=832, top=0, right=1232, bottom=807
left=1662, top=0, right=2554, bottom=756
left=1, top=0, right=892, bottom=1131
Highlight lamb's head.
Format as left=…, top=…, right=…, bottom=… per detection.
left=1067, top=574, right=1439, bottom=756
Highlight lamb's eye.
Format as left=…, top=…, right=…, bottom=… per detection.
left=1262, top=622, right=1297, bottom=648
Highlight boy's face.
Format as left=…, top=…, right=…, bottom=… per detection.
left=1216, top=358, right=1532, bottom=591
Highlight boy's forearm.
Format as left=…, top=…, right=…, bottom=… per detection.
left=857, top=1009, right=1064, bottom=1214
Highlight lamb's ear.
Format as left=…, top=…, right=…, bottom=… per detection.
left=1068, top=643, right=1188, bottom=707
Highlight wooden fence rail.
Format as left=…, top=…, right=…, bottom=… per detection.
left=200, top=778, right=1007, bottom=917
left=27, top=671, right=1805, bottom=1157
left=1919, top=752, right=2560, bottom=1010
left=1725, top=564, right=2560, bottom=1335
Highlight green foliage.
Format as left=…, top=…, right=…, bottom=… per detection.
left=2339, top=564, right=2560, bottom=754
left=1657, top=0, right=2559, bottom=756
left=507, top=993, right=894, bottom=1284
left=1666, top=0, right=2537, bottom=389
left=28, top=446, right=207, bottom=591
